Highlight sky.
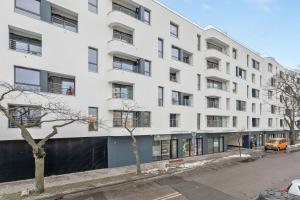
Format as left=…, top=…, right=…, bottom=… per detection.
left=157, top=0, right=300, bottom=68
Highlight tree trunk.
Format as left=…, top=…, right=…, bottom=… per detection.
left=34, top=153, right=45, bottom=193
left=131, top=135, right=141, bottom=175
left=289, top=130, right=295, bottom=145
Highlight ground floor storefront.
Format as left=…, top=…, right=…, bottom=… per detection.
left=107, top=133, right=227, bottom=168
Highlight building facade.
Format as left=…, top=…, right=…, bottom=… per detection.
left=0, top=0, right=296, bottom=182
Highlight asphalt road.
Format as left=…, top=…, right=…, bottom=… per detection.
left=57, top=151, right=300, bottom=200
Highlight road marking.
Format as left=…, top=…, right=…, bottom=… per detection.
left=152, top=192, right=182, bottom=200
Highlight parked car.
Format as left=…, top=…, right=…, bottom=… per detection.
left=264, top=138, right=288, bottom=151
left=283, top=179, right=300, bottom=196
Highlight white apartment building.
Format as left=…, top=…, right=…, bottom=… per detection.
left=0, top=0, right=295, bottom=182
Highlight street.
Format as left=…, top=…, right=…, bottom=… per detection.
left=53, top=151, right=300, bottom=200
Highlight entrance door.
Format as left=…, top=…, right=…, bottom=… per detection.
left=242, top=135, right=249, bottom=148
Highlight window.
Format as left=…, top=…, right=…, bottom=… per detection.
left=171, top=46, right=180, bottom=61
left=207, top=59, right=219, bottom=70
left=252, top=118, right=260, bottom=128
left=88, top=47, right=98, bottom=72
left=247, top=55, right=249, bottom=67
left=197, top=113, right=201, bottom=130
left=252, top=88, right=260, bottom=98
left=232, top=82, right=237, bottom=93
left=207, top=79, right=223, bottom=90
left=268, top=118, right=273, bottom=127
left=197, top=74, right=201, bottom=90
left=51, top=9, right=78, bottom=32
left=232, top=48, right=237, bottom=59
left=268, top=91, right=273, bottom=99
left=172, top=91, right=191, bottom=106
left=207, top=116, right=228, bottom=127
left=280, top=119, right=283, bottom=127
left=271, top=105, right=276, bottom=114
left=196, top=138, right=203, bottom=155
left=236, top=100, right=246, bottom=111
left=15, top=0, right=41, bottom=16
left=170, top=68, right=179, bottom=82
left=144, top=9, right=151, bottom=24
left=113, top=111, right=151, bottom=128
left=88, top=0, right=98, bottom=13
left=233, top=116, right=237, bottom=128
left=226, top=62, right=230, bottom=74
left=15, top=67, right=40, bottom=91
left=252, top=103, right=256, bottom=113
left=268, top=63, right=273, bottom=72
left=48, top=74, right=75, bottom=96
left=9, top=32, right=42, bottom=55
left=236, top=66, right=246, bottom=80
left=170, top=22, right=178, bottom=37
left=112, top=83, right=133, bottom=99
left=271, top=78, right=275, bottom=86
left=208, top=137, right=224, bottom=154
left=88, top=107, right=98, bottom=131
left=207, top=97, right=219, bottom=108
left=252, top=59, right=260, bottom=70
left=182, top=139, right=192, bottom=157
left=197, top=34, right=201, bottom=51
left=226, top=98, right=230, bottom=111
left=158, top=38, right=164, bottom=58
left=152, top=139, right=178, bottom=161
left=170, top=114, right=179, bottom=127
left=144, top=60, right=151, bottom=76
left=158, top=87, right=164, bottom=107
left=113, top=29, right=133, bottom=44
left=252, top=73, right=256, bottom=83
left=8, top=105, right=41, bottom=128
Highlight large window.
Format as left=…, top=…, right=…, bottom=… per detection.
left=207, top=97, right=219, bottom=108
left=113, top=29, right=133, bottom=44
left=252, top=88, right=260, bottom=98
left=171, top=46, right=180, bottom=61
left=252, top=118, right=260, bottom=128
left=9, top=105, right=41, bottom=128
left=112, top=83, right=133, bottom=99
left=152, top=139, right=178, bottom=161
left=236, top=100, right=246, bottom=111
left=195, top=138, right=203, bottom=155
left=182, top=139, right=192, bottom=157
left=48, top=75, right=75, bottom=96
left=170, top=22, right=179, bottom=37
left=88, top=47, right=98, bottom=73
left=208, top=137, right=224, bottom=154
left=15, top=67, right=40, bottom=91
left=144, top=60, right=151, bottom=76
left=15, top=0, right=41, bottom=16
left=207, top=79, right=223, bottom=90
left=236, top=67, right=246, bottom=80
left=88, top=0, right=98, bottom=13
left=113, top=111, right=150, bottom=128
left=88, top=107, right=98, bottom=131
left=158, top=38, right=164, bottom=58
left=9, top=33, right=42, bottom=55
left=207, top=116, right=228, bottom=128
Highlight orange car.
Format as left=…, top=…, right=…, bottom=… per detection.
left=264, top=138, right=288, bottom=151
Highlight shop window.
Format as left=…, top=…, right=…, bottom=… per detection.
left=195, top=138, right=203, bottom=155
left=182, top=139, right=192, bottom=157
left=208, top=137, right=224, bottom=154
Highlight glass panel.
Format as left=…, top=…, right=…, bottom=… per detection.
left=171, top=139, right=178, bottom=159
left=208, top=138, right=213, bottom=154
left=144, top=61, right=151, bottom=76
left=220, top=137, right=224, bottom=152
left=16, top=0, right=41, bottom=15
left=88, top=107, right=98, bottom=131
left=161, top=140, right=170, bottom=160
left=15, top=67, right=40, bottom=86
left=152, top=141, right=161, bottom=161
left=144, top=10, right=150, bottom=24
left=61, top=79, right=75, bottom=95
left=182, top=139, right=191, bottom=157
left=197, top=138, right=203, bottom=155
left=88, top=48, right=98, bottom=72
left=172, top=47, right=180, bottom=60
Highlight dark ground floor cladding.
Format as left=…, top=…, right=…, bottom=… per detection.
left=0, top=130, right=296, bottom=183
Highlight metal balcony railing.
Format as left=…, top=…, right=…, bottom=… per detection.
left=112, top=3, right=138, bottom=19
left=52, top=15, right=78, bottom=32
left=207, top=42, right=224, bottom=53
left=207, top=101, right=219, bottom=108
left=207, top=61, right=219, bottom=70
left=9, top=39, right=42, bottom=55
left=48, top=82, right=75, bottom=96
left=9, top=116, right=40, bottom=128
left=113, top=31, right=133, bottom=44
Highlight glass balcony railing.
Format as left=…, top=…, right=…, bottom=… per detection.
left=9, top=39, right=42, bottom=56
left=48, top=82, right=75, bottom=96
left=113, top=31, right=133, bottom=44
left=112, top=3, right=138, bottom=19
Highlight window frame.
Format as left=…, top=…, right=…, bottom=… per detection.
left=14, top=66, right=41, bottom=91
left=88, top=0, right=98, bottom=13
left=88, top=107, right=98, bottom=131
left=15, top=0, right=41, bottom=16
left=88, top=47, right=98, bottom=73
left=170, top=22, right=179, bottom=38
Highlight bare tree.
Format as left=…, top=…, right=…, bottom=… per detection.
left=265, top=70, right=300, bottom=145
left=230, top=130, right=245, bottom=158
left=0, top=82, right=100, bottom=193
left=117, top=102, right=143, bottom=175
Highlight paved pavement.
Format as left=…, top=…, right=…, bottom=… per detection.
left=47, top=150, right=300, bottom=200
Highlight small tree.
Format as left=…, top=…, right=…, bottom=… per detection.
left=231, top=130, right=245, bottom=158
left=119, top=102, right=142, bottom=175
left=0, top=82, right=99, bottom=193
left=265, top=70, right=300, bottom=145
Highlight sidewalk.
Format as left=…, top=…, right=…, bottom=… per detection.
left=0, top=148, right=263, bottom=200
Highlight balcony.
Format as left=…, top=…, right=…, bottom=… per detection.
left=113, top=29, right=133, bottom=44
left=107, top=39, right=138, bottom=57
left=112, top=2, right=138, bottom=19
left=51, top=6, right=78, bottom=32
left=206, top=59, right=220, bottom=70
left=48, top=74, right=75, bottom=96
left=172, top=91, right=192, bottom=107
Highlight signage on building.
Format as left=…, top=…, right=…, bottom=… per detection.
left=154, top=135, right=171, bottom=141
